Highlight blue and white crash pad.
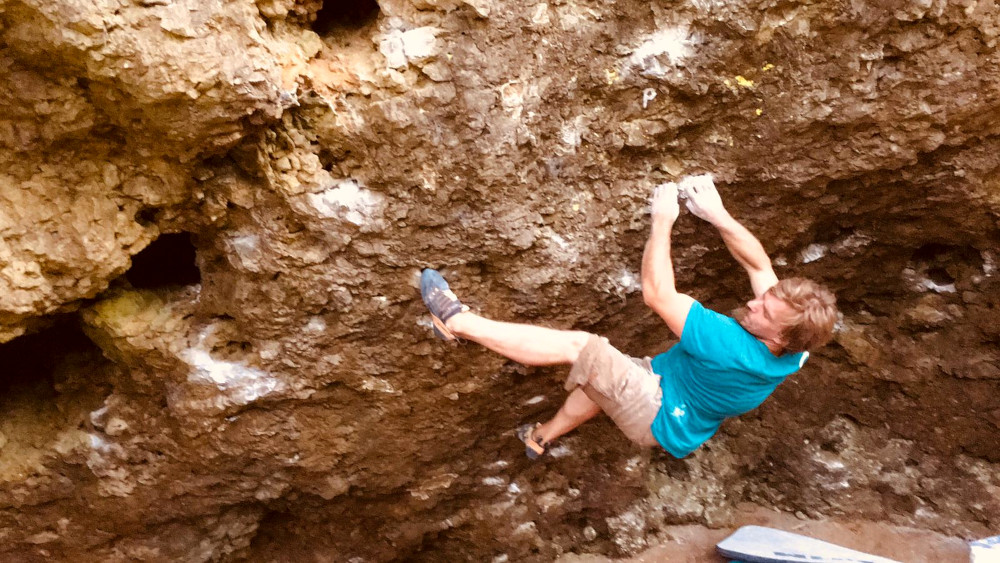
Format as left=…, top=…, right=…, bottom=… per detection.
left=716, top=525, right=901, bottom=563
left=971, top=535, right=1000, bottom=563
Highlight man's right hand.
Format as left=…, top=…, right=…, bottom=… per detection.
left=680, top=174, right=778, bottom=296
left=650, top=182, right=680, bottom=224
left=680, top=174, right=729, bottom=225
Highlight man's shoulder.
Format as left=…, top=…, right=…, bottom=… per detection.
left=688, top=300, right=730, bottom=322
left=687, top=300, right=744, bottom=334
left=681, top=302, right=763, bottom=366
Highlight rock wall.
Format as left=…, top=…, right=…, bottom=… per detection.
left=0, top=0, right=998, bottom=560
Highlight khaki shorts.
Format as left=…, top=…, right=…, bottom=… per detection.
left=566, top=335, right=662, bottom=447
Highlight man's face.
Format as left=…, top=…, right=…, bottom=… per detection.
left=733, top=291, right=794, bottom=344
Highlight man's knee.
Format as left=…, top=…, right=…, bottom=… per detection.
left=564, top=331, right=596, bottom=364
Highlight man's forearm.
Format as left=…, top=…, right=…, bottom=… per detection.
left=711, top=212, right=771, bottom=273
left=682, top=175, right=777, bottom=296
left=641, top=217, right=677, bottom=296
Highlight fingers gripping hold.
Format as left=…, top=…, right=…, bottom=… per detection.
left=652, top=173, right=726, bottom=224
left=679, top=173, right=715, bottom=197
left=678, top=173, right=726, bottom=223
left=650, top=181, right=681, bottom=222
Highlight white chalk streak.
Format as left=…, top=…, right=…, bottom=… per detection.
left=801, top=243, right=828, bottom=264
left=182, top=329, right=286, bottom=408
left=630, top=26, right=692, bottom=69
left=308, top=179, right=385, bottom=226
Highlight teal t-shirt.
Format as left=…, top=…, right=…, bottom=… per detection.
left=649, top=301, right=808, bottom=458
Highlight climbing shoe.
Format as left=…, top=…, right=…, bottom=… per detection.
left=420, top=268, right=469, bottom=341
left=516, top=422, right=548, bottom=460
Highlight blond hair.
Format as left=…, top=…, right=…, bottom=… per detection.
left=769, top=278, right=838, bottom=353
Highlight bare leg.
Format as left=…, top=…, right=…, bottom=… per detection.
left=534, top=387, right=602, bottom=444
left=444, top=311, right=602, bottom=446
left=446, top=311, right=591, bottom=366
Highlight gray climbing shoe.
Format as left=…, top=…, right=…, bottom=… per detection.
left=516, top=423, right=548, bottom=460
left=420, top=268, right=469, bottom=341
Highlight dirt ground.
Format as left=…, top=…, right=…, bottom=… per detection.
left=562, top=506, right=971, bottom=563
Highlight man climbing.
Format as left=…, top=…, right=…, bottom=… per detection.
left=419, top=175, right=838, bottom=459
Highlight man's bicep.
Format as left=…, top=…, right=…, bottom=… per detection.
left=649, top=293, right=696, bottom=338
left=748, top=266, right=779, bottom=298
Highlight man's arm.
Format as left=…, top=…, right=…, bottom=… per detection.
left=642, top=183, right=695, bottom=338
left=712, top=214, right=779, bottom=297
left=681, top=175, right=778, bottom=297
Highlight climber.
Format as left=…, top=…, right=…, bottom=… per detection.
left=419, top=174, right=838, bottom=459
